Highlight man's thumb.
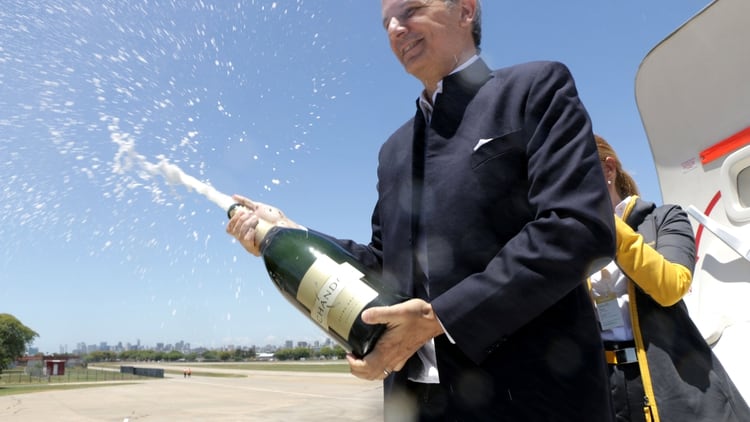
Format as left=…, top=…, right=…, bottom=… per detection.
left=361, top=306, right=388, bottom=324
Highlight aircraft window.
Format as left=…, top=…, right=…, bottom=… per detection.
left=738, top=167, right=750, bottom=208
left=720, top=145, right=750, bottom=222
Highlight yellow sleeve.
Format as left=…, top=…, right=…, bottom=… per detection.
left=614, top=216, right=692, bottom=306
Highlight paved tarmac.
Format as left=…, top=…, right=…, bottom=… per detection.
left=0, top=366, right=384, bottom=421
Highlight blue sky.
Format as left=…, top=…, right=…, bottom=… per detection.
left=1, top=0, right=709, bottom=354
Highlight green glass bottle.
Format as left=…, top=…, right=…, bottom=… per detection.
left=228, top=203, right=403, bottom=358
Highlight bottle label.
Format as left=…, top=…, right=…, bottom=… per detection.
left=297, top=255, right=378, bottom=339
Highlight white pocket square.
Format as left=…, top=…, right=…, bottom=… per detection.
left=473, top=137, right=496, bottom=151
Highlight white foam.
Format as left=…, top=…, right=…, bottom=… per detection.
left=108, top=116, right=234, bottom=211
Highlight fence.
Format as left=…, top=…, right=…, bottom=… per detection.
left=0, top=367, right=150, bottom=384
left=119, top=366, right=164, bottom=378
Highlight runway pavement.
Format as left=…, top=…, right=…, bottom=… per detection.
left=0, top=367, right=384, bottom=421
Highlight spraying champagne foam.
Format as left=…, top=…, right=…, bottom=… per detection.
left=109, top=116, right=234, bottom=211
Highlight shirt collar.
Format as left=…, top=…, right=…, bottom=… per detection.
left=419, top=54, right=481, bottom=122
left=614, top=196, right=634, bottom=218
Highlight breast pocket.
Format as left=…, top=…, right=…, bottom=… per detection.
left=469, top=130, right=532, bottom=231
left=470, top=130, right=527, bottom=190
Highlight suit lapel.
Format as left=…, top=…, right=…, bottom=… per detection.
left=411, top=107, right=429, bottom=299
left=431, top=59, right=492, bottom=138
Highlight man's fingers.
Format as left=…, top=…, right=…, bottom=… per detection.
left=361, top=305, right=392, bottom=325
left=346, top=348, right=399, bottom=381
left=362, top=299, right=427, bottom=324
left=392, top=359, right=408, bottom=372
left=232, top=194, right=258, bottom=210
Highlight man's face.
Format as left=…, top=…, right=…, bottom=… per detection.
left=381, top=0, right=473, bottom=88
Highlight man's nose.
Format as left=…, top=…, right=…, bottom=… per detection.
left=386, top=16, right=406, bottom=37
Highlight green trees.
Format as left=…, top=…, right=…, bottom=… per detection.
left=273, top=346, right=311, bottom=361
left=318, top=345, right=347, bottom=360
left=270, top=345, right=346, bottom=361
left=0, top=313, right=38, bottom=374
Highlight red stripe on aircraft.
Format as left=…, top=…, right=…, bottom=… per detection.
left=700, top=126, right=750, bottom=165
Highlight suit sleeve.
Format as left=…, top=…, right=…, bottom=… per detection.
left=615, top=209, right=695, bottom=307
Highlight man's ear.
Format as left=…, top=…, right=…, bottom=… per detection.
left=460, top=0, right=477, bottom=23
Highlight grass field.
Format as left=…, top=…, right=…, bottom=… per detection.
left=0, top=367, right=151, bottom=384
left=0, top=360, right=352, bottom=397
left=176, top=361, right=352, bottom=373
left=0, top=367, right=150, bottom=397
left=91, top=360, right=352, bottom=373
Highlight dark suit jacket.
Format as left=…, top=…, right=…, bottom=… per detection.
left=623, top=199, right=750, bottom=421
left=334, top=59, right=616, bottom=421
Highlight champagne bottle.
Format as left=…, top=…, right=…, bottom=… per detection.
left=227, top=203, right=404, bottom=358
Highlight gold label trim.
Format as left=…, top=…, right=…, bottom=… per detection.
left=298, top=255, right=378, bottom=338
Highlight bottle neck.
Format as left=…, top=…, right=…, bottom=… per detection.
left=255, top=218, right=274, bottom=244
left=227, top=203, right=275, bottom=247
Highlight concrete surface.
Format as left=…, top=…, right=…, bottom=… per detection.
left=0, top=367, right=384, bottom=421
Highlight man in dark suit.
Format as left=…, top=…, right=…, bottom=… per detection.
left=227, top=0, right=615, bottom=420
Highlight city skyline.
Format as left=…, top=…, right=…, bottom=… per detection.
left=29, top=335, right=336, bottom=357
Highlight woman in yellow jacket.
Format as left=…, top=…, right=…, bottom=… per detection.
left=591, top=135, right=749, bottom=422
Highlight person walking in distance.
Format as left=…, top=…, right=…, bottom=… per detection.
left=227, top=1, right=615, bottom=420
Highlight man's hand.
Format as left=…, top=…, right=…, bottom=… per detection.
left=346, top=298, right=445, bottom=380
left=225, top=194, right=301, bottom=256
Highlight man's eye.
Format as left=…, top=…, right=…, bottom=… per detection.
left=383, top=4, right=427, bottom=30
left=405, top=5, right=427, bottom=19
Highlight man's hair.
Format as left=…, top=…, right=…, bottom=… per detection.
left=445, top=0, right=482, bottom=49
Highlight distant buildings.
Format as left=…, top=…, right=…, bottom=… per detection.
left=31, top=336, right=335, bottom=356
